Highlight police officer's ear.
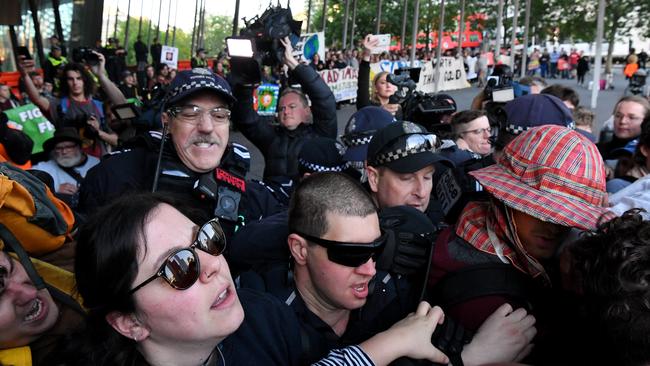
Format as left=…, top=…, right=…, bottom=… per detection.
left=161, top=111, right=171, bottom=130
left=366, top=165, right=381, bottom=194
left=287, top=233, right=308, bottom=265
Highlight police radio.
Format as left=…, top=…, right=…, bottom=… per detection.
left=194, top=168, right=246, bottom=222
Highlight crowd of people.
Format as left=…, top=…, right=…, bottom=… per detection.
left=1, top=29, right=650, bottom=366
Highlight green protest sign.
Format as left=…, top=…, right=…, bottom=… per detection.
left=254, top=84, right=280, bottom=116
left=3, top=103, right=55, bottom=154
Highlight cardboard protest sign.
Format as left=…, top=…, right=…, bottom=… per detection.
left=254, top=84, right=280, bottom=116
left=318, top=67, right=358, bottom=102
left=3, top=103, right=55, bottom=154
left=161, top=45, right=179, bottom=69
left=293, top=32, right=325, bottom=63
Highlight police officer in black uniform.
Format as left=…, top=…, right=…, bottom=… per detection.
left=79, top=68, right=284, bottom=241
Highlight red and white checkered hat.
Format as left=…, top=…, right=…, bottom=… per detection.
left=470, top=125, right=610, bottom=230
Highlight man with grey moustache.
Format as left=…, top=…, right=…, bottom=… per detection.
left=78, top=68, right=284, bottom=238
left=33, top=127, right=99, bottom=206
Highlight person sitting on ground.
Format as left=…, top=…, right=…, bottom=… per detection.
left=356, top=35, right=402, bottom=118
left=118, top=70, right=140, bottom=101
left=427, top=125, right=613, bottom=364
left=231, top=36, right=337, bottom=185
left=32, top=128, right=99, bottom=207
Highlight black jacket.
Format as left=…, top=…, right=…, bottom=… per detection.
left=232, top=64, right=337, bottom=182
left=78, top=133, right=285, bottom=238
left=134, top=40, right=148, bottom=63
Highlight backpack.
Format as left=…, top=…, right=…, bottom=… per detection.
left=0, top=161, right=75, bottom=255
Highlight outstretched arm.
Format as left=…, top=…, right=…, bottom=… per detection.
left=17, top=56, right=50, bottom=113
left=281, top=37, right=337, bottom=138
left=89, top=51, right=127, bottom=106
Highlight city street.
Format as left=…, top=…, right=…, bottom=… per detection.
left=235, top=66, right=633, bottom=180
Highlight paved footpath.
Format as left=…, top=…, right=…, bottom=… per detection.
left=235, top=66, right=636, bottom=180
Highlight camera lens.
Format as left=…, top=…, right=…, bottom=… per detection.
left=219, top=196, right=236, bottom=213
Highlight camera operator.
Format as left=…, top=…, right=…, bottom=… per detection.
left=18, top=51, right=123, bottom=157
left=357, top=34, right=402, bottom=118
left=78, top=68, right=284, bottom=239
left=231, top=36, right=337, bottom=186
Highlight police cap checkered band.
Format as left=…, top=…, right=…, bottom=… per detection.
left=505, top=121, right=575, bottom=135
left=162, top=68, right=236, bottom=111
left=298, top=158, right=350, bottom=173
left=369, top=133, right=440, bottom=167
left=341, top=132, right=374, bottom=147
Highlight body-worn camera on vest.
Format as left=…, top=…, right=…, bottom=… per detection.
left=194, top=168, right=246, bottom=223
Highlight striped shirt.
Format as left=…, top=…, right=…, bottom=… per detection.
left=311, top=346, right=375, bottom=366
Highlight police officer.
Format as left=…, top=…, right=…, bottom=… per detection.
left=79, top=68, right=284, bottom=238
left=238, top=172, right=536, bottom=366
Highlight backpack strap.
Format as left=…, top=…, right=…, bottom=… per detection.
left=0, top=223, right=85, bottom=315
left=431, top=262, right=534, bottom=309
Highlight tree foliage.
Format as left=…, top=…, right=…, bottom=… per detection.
left=112, top=14, right=232, bottom=65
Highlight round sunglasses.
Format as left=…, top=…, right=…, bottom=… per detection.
left=128, top=219, right=226, bottom=294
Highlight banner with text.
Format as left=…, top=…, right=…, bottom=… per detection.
left=318, top=67, right=358, bottom=102
left=369, top=57, right=468, bottom=93
left=3, top=103, right=55, bottom=154
left=293, top=32, right=325, bottom=63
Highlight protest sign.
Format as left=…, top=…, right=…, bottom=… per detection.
left=432, top=57, right=470, bottom=91
left=370, top=34, right=391, bottom=54
left=254, top=84, right=280, bottom=116
left=3, top=103, right=55, bottom=154
left=293, top=32, right=325, bottom=63
left=318, top=67, right=358, bottom=102
left=161, top=45, right=179, bottom=69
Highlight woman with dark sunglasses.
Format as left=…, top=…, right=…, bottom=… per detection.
left=56, top=193, right=448, bottom=366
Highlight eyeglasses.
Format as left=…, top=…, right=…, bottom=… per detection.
left=167, top=105, right=231, bottom=125
left=129, top=219, right=226, bottom=294
left=293, top=230, right=387, bottom=267
left=459, top=127, right=492, bottom=136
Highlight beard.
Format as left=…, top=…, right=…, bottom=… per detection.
left=55, top=151, right=83, bottom=168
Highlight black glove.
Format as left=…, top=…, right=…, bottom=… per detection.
left=377, top=205, right=443, bottom=276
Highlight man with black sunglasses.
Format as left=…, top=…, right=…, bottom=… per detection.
left=237, top=172, right=536, bottom=365
left=78, top=68, right=285, bottom=238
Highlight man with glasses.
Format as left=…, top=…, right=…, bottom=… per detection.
left=79, top=68, right=283, bottom=237
left=33, top=128, right=99, bottom=207
left=231, top=37, right=337, bottom=187
left=440, top=110, right=493, bottom=166
left=239, top=172, right=535, bottom=365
